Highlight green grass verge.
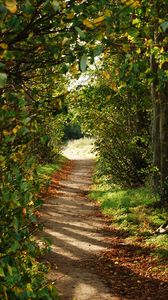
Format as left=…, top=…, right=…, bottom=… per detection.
left=90, top=182, right=168, bottom=256
left=37, top=154, right=67, bottom=187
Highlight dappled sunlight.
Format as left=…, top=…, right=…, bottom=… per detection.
left=39, top=155, right=168, bottom=300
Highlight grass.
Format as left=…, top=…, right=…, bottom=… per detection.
left=90, top=181, right=168, bottom=256
left=37, top=154, right=67, bottom=187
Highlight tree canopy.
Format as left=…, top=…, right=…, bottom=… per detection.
left=0, top=0, right=168, bottom=298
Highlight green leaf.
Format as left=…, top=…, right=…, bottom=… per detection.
left=127, top=27, right=139, bottom=38
left=94, top=45, right=103, bottom=57
left=2, top=190, right=10, bottom=202
left=0, top=73, right=7, bottom=88
left=6, top=15, right=19, bottom=28
left=0, top=267, right=5, bottom=277
left=20, top=127, right=29, bottom=135
left=0, top=155, right=5, bottom=162
left=67, top=54, right=76, bottom=63
left=52, top=0, right=60, bottom=12
left=35, top=198, right=44, bottom=207
left=22, top=117, right=31, bottom=125
left=22, top=4, right=35, bottom=14
left=30, top=214, right=37, bottom=223
left=24, top=191, right=33, bottom=202
left=7, top=264, right=13, bottom=276
left=75, top=27, right=86, bottom=39
left=49, top=45, right=59, bottom=54
left=11, top=240, right=20, bottom=252
left=160, top=21, right=168, bottom=32
left=61, top=64, right=69, bottom=74
left=40, top=135, right=49, bottom=143
left=80, top=54, right=88, bottom=72
left=0, top=63, right=5, bottom=70
left=13, top=216, right=19, bottom=231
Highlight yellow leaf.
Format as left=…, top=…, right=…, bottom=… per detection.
left=106, top=95, right=111, bottom=101
left=7, top=265, right=13, bottom=276
left=26, top=283, right=33, bottom=292
left=15, top=287, right=22, bottom=295
left=103, top=48, right=110, bottom=58
left=136, top=48, right=141, bottom=54
left=28, top=32, right=34, bottom=38
left=110, top=82, right=118, bottom=92
left=12, top=127, right=18, bottom=134
left=0, top=43, right=8, bottom=50
left=66, top=12, right=74, bottom=19
left=104, top=9, right=111, bottom=17
left=132, top=18, right=140, bottom=25
left=115, top=68, right=119, bottom=76
left=0, top=267, right=5, bottom=277
left=62, top=37, right=69, bottom=46
left=83, top=19, right=94, bottom=29
left=122, top=44, right=130, bottom=52
left=12, top=125, right=21, bottom=134
left=70, top=63, right=79, bottom=74
left=0, top=155, right=5, bottom=162
left=126, top=33, right=135, bottom=42
left=93, top=16, right=105, bottom=24
left=62, top=1, right=66, bottom=8
left=3, top=130, right=10, bottom=136
left=2, top=104, right=9, bottom=110
left=102, top=71, right=110, bottom=80
left=121, top=0, right=141, bottom=8
left=3, top=287, right=8, bottom=300
left=5, top=0, right=17, bottom=13
left=131, top=1, right=141, bottom=8
left=11, top=153, right=18, bottom=162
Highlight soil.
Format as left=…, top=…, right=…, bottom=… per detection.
left=39, top=154, right=168, bottom=300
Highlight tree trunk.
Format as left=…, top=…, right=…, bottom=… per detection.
left=150, top=54, right=161, bottom=192
left=151, top=52, right=168, bottom=202
left=160, top=80, right=168, bottom=202
left=150, top=5, right=168, bottom=204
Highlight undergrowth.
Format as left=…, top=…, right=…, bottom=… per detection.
left=90, top=179, right=168, bottom=258
left=37, top=154, right=67, bottom=188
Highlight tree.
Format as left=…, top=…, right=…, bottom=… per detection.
left=0, top=0, right=106, bottom=297
left=1, top=0, right=119, bottom=297
left=68, top=51, right=151, bottom=187
left=67, top=0, right=168, bottom=199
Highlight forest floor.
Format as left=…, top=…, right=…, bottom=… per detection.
left=39, top=140, right=168, bottom=300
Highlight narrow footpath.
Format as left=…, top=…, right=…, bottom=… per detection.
left=40, top=144, right=168, bottom=300
left=40, top=157, right=122, bottom=300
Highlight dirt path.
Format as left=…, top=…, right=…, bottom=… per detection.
left=40, top=140, right=168, bottom=300
left=40, top=157, right=126, bottom=300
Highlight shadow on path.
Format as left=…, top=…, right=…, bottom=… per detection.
left=39, top=159, right=168, bottom=300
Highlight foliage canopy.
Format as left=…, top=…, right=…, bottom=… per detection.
left=0, top=0, right=168, bottom=298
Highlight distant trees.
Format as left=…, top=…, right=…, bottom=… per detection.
left=68, top=0, right=168, bottom=201
left=68, top=54, right=151, bottom=187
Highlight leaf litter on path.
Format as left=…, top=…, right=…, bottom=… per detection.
left=39, top=151, right=168, bottom=300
